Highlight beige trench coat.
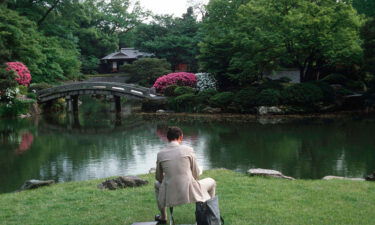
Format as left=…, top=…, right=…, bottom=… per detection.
left=155, top=141, right=210, bottom=208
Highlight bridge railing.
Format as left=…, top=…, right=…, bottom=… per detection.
left=37, top=82, right=162, bottom=103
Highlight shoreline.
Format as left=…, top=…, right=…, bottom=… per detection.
left=136, top=109, right=375, bottom=123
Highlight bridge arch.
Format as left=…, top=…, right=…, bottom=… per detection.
left=37, top=82, right=165, bottom=112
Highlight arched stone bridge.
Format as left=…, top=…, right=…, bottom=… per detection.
left=37, top=82, right=165, bottom=113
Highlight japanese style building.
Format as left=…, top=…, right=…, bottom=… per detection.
left=101, top=48, right=154, bottom=72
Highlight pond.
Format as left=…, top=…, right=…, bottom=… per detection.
left=1, top=97, right=375, bottom=193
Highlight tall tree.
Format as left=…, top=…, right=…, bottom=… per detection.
left=199, top=0, right=363, bottom=86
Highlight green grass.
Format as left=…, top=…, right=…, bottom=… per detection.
left=0, top=169, right=374, bottom=225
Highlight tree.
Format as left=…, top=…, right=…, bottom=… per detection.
left=133, top=8, right=201, bottom=71
left=352, top=0, right=375, bottom=17
left=361, top=18, right=375, bottom=76
left=198, top=0, right=250, bottom=88
left=121, top=58, right=171, bottom=86
left=199, top=0, right=363, bottom=86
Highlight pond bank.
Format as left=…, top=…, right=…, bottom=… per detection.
left=137, top=109, right=375, bottom=123
left=0, top=169, right=374, bottom=225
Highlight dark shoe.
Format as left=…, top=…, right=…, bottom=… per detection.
left=154, top=215, right=167, bottom=224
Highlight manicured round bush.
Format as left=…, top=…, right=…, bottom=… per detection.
left=282, top=83, right=324, bottom=105
left=153, top=72, right=197, bottom=93
left=196, top=73, right=217, bottom=91
left=257, top=80, right=284, bottom=91
left=321, top=74, right=349, bottom=85
left=256, top=89, right=281, bottom=106
left=196, top=88, right=218, bottom=104
left=311, top=81, right=335, bottom=103
left=163, top=85, right=179, bottom=97
left=6, top=62, right=31, bottom=86
left=168, top=93, right=197, bottom=112
left=174, top=86, right=195, bottom=96
left=209, top=92, right=234, bottom=108
left=234, top=87, right=257, bottom=107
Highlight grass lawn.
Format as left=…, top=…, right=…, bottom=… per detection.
left=0, top=169, right=374, bottom=225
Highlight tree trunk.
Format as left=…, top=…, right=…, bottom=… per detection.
left=37, top=0, right=61, bottom=26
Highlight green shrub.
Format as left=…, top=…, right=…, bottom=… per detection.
left=26, top=92, right=37, bottom=100
left=256, top=89, right=281, bottom=106
left=18, top=85, right=28, bottom=95
left=28, top=83, right=53, bottom=92
left=321, top=74, right=349, bottom=85
left=233, top=87, right=258, bottom=112
left=346, top=80, right=364, bottom=91
left=0, top=99, right=34, bottom=117
left=282, top=83, right=324, bottom=105
left=168, top=93, right=197, bottom=112
left=257, top=80, right=284, bottom=91
left=122, top=58, right=171, bottom=86
left=0, top=66, right=17, bottom=92
left=196, top=89, right=218, bottom=105
left=141, top=99, right=167, bottom=112
left=163, top=85, right=178, bottom=97
left=209, top=92, right=234, bottom=108
left=311, top=81, right=335, bottom=103
left=336, top=87, right=354, bottom=96
left=174, top=86, right=195, bottom=96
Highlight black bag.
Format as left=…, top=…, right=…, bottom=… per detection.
left=195, top=196, right=224, bottom=225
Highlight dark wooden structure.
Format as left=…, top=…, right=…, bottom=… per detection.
left=101, top=48, right=154, bottom=72
left=37, top=82, right=164, bottom=113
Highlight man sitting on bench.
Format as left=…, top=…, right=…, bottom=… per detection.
left=154, top=126, right=216, bottom=224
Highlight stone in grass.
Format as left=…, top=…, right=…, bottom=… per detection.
left=322, top=176, right=365, bottom=181
left=18, top=179, right=55, bottom=191
left=131, top=222, right=158, bottom=225
left=247, top=168, right=295, bottom=180
left=98, top=176, right=149, bottom=190
left=365, top=172, right=375, bottom=181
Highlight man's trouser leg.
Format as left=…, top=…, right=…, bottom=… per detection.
left=154, top=181, right=167, bottom=219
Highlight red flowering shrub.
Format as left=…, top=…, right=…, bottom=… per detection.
left=153, top=72, right=197, bottom=93
left=6, top=62, right=31, bottom=86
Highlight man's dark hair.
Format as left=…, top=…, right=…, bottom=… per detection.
left=167, top=126, right=183, bottom=141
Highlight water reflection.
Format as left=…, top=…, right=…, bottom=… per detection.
left=0, top=98, right=375, bottom=193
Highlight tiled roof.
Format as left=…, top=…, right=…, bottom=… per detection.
left=101, top=48, right=154, bottom=60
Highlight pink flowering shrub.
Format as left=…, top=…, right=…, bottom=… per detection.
left=153, top=72, right=197, bottom=93
left=6, top=62, right=31, bottom=86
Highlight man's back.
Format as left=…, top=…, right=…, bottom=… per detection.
left=156, top=141, right=208, bottom=207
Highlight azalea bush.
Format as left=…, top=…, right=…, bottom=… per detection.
left=153, top=72, right=197, bottom=93
left=196, top=73, right=217, bottom=92
left=6, top=62, right=31, bottom=86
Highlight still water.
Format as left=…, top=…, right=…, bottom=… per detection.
left=1, top=98, right=375, bottom=193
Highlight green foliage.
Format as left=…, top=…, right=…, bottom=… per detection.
left=174, top=86, right=195, bottom=96
left=122, top=58, right=171, bottom=86
left=361, top=18, right=375, bottom=76
left=311, top=81, right=335, bottom=104
left=169, top=93, right=197, bottom=112
left=256, top=89, right=281, bottom=106
left=18, top=85, right=28, bottom=95
left=321, top=74, right=350, bottom=85
left=26, top=92, right=37, bottom=100
left=233, top=87, right=257, bottom=111
left=352, top=0, right=375, bottom=17
left=28, top=83, right=53, bottom=92
left=134, top=8, right=201, bottom=71
left=0, top=98, right=34, bottom=117
left=199, top=0, right=363, bottom=85
left=282, top=83, right=324, bottom=105
left=0, top=7, right=81, bottom=83
left=0, top=66, right=17, bottom=91
left=196, top=88, right=218, bottom=105
left=209, top=92, right=234, bottom=108
left=163, top=85, right=178, bottom=97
